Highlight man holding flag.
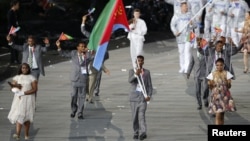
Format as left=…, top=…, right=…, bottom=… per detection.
left=128, top=55, right=152, bottom=140
left=55, top=40, right=93, bottom=119
left=81, top=13, right=111, bottom=100
left=170, top=1, right=193, bottom=73
left=186, top=37, right=209, bottom=110
left=197, top=36, right=243, bottom=80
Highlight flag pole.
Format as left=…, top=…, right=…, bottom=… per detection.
left=134, top=69, right=149, bottom=104
left=135, top=59, right=149, bottom=104
left=179, top=0, right=214, bottom=34
left=137, top=59, right=147, bottom=96
left=8, top=26, right=13, bottom=35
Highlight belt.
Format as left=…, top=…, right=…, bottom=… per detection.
left=32, top=68, right=39, bottom=70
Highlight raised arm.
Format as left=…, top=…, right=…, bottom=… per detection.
left=81, top=14, right=90, bottom=38
left=128, top=69, right=137, bottom=83
left=41, top=37, right=50, bottom=52
left=55, top=40, right=72, bottom=58
left=6, top=34, right=24, bottom=51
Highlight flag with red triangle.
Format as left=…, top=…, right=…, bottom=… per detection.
left=58, top=32, right=74, bottom=40
left=186, top=31, right=195, bottom=43
left=8, top=26, right=20, bottom=35
left=200, top=38, right=208, bottom=50
left=88, top=0, right=129, bottom=70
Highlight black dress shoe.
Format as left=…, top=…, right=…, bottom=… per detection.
left=89, top=100, right=94, bottom=104
left=95, top=93, right=99, bottom=96
left=70, top=113, right=75, bottom=118
left=139, top=134, right=147, bottom=140
left=133, top=135, right=138, bottom=139
left=78, top=115, right=84, bottom=120
left=197, top=106, right=202, bottom=110
left=204, top=101, right=209, bottom=107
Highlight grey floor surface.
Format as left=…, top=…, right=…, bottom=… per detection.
left=1, top=38, right=250, bottom=141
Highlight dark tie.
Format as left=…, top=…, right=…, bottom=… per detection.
left=79, top=55, right=83, bottom=64
left=28, top=48, right=33, bottom=68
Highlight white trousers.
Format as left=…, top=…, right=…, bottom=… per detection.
left=177, top=42, right=192, bottom=73
left=230, top=28, right=243, bottom=47
left=130, top=39, right=144, bottom=68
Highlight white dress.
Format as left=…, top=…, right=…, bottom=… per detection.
left=8, top=74, right=36, bottom=124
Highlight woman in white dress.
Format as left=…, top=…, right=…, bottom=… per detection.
left=8, top=63, right=37, bottom=140
left=207, top=58, right=236, bottom=125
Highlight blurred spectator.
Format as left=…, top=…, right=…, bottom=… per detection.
left=7, top=0, right=20, bottom=64
left=32, top=0, right=47, bottom=17
left=128, top=0, right=172, bottom=31
left=155, top=0, right=171, bottom=30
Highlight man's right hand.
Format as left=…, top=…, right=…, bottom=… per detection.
left=82, top=15, right=88, bottom=24
left=6, top=35, right=12, bottom=42
left=55, top=40, right=60, bottom=48
left=135, top=68, right=142, bottom=76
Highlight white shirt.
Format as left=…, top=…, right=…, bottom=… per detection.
left=78, top=53, right=87, bottom=74
left=207, top=71, right=233, bottom=80
left=29, top=46, right=38, bottom=69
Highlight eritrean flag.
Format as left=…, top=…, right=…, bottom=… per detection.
left=186, top=31, right=195, bottom=43
left=8, top=26, right=20, bottom=35
left=200, top=38, right=208, bottom=50
left=58, top=32, right=74, bottom=40
left=88, top=0, right=129, bottom=70
left=214, top=26, right=222, bottom=33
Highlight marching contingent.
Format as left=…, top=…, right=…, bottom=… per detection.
left=2, top=0, right=250, bottom=140
left=168, top=0, right=249, bottom=125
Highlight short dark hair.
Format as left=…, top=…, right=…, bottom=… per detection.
left=133, top=8, right=141, bottom=13
left=77, top=40, right=87, bottom=47
left=27, top=35, right=36, bottom=45
left=215, top=58, right=224, bottom=65
left=137, top=55, right=144, bottom=61
left=27, top=35, right=36, bottom=41
left=215, top=40, right=224, bottom=46
left=17, top=63, right=31, bottom=75
left=10, top=0, right=19, bottom=7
